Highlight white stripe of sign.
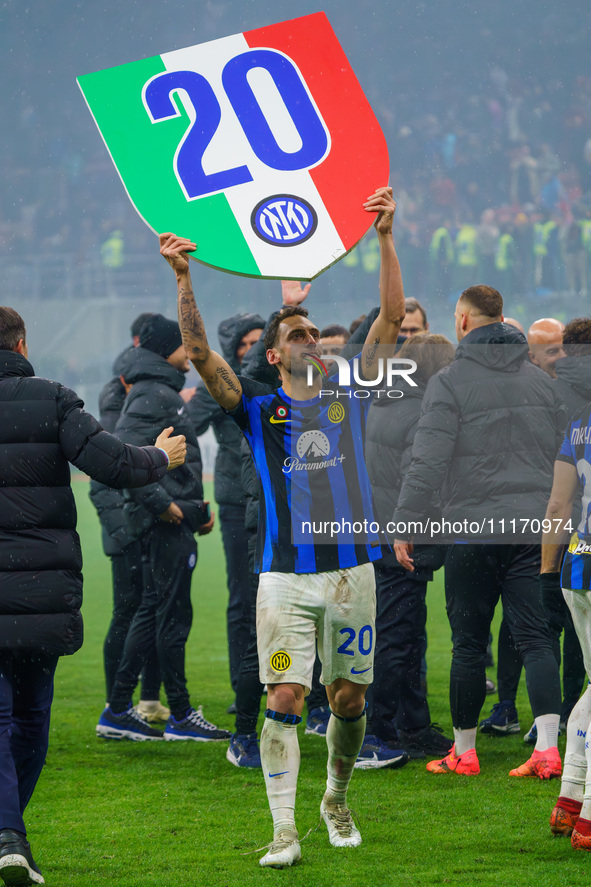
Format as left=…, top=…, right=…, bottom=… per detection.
left=161, top=36, right=345, bottom=279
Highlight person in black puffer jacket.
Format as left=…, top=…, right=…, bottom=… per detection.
left=363, top=333, right=456, bottom=759
left=100, top=314, right=230, bottom=743
left=0, top=307, right=182, bottom=882
left=394, top=285, right=566, bottom=777
left=185, top=312, right=264, bottom=699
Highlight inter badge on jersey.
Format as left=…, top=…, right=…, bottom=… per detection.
left=327, top=402, right=345, bottom=424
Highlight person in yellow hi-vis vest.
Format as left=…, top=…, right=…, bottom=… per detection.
left=428, top=223, right=454, bottom=298
left=100, top=229, right=124, bottom=269
left=454, top=223, right=478, bottom=291
left=495, top=226, right=516, bottom=295
left=533, top=215, right=558, bottom=289
left=100, top=229, right=125, bottom=297
left=562, top=221, right=587, bottom=297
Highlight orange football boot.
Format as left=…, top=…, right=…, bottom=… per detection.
left=509, top=747, right=562, bottom=779
left=571, top=818, right=591, bottom=851
left=426, top=744, right=480, bottom=775
left=550, top=803, right=580, bottom=836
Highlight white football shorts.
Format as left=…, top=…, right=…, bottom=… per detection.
left=256, top=562, right=376, bottom=693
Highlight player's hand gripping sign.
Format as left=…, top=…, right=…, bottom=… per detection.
left=77, top=12, right=389, bottom=280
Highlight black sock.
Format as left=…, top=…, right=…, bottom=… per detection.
left=110, top=702, right=130, bottom=715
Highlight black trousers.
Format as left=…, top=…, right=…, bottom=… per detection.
left=0, top=652, right=58, bottom=834
left=219, top=504, right=252, bottom=692
left=445, top=544, right=561, bottom=729
left=110, top=522, right=196, bottom=715
left=496, top=581, right=586, bottom=720
left=103, top=542, right=160, bottom=703
left=367, top=550, right=445, bottom=738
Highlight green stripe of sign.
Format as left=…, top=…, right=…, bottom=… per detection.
left=77, top=56, right=260, bottom=276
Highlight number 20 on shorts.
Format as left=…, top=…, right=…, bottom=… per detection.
left=337, top=625, right=374, bottom=657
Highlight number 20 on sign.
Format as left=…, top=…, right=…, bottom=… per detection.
left=77, top=12, right=389, bottom=280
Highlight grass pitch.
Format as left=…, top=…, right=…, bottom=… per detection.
left=27, top=479, right=588, bottom=886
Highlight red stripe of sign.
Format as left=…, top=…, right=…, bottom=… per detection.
left=244, top=12, right=389, bottom=250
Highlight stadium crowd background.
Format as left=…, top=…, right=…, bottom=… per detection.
left=2, top=0, right=591, bottom=423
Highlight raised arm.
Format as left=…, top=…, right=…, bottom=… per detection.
left=361, top=187, right=405, bottom=380
left=159, top=233, right=242, bottom=410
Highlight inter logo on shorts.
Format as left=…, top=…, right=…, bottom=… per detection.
left=327, top=402, right=345, bottom=424
left=270, top=650, right=291, bottom=672
left=251, top=195, right=318, bottom=246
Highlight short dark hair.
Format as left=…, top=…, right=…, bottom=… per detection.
left=130, top=312, right=155, bottom=339
left=563, top=317, right=591, bottom=355
left=0, top=307, right=26, bottom=352
left=349, top=314, right=366, bottom=336
left=319, top=324, right=350, bottom=342
left=264, top=306, right=309, bottom=350
left=459, top=285, right=503, bottom=318
left=404, top=298, right=428, bottom=327
left=396, top=333, right=455, bottom=385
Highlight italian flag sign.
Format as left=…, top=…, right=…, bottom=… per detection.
left=77, top=12, right=389, bottom=280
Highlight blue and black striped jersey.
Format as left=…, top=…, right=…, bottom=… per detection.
left=227, top=375, right=385, bottom=574
left=557, top=404, right=591, bottom=591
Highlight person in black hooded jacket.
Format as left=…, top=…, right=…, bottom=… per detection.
left=185, top=312, right=264, bottom=700
left=98, top=314, right=231, bottom=744
left=89, top=312, right=166, bottom=721
left=88, top=312, right=169, bottom=722
left=394, top=285, right=566, bottom=779
left=0, top=307, right=185, bottom=885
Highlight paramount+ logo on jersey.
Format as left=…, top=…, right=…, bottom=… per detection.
left=282, top=430, right=345, bottom=475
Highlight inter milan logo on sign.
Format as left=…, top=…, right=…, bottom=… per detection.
left=270, top=651, right=291, bottom=672
left=251, top=195, right=318, bottom=246
left=77, top=12, right=389, bottom=281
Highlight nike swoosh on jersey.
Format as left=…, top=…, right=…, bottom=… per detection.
left=350, top=667, right=371, bottom=675
left=269, top=416, right=291, bottom=424
left=268, top=771, right=289, bottom=778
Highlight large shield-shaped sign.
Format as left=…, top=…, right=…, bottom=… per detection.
left=77, top=12, right=389, bottom=280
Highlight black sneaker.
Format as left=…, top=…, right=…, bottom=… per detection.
left=398, top=724, right=454, bottom=757
left=479, top=700, right=520, bottom=735
left=96, top=705, right=163, bottom=741
left=305, top=706, right=331, bottom=736
left=0, top=829, right=44, bottom=885
left=164, top=706, right=231, bottom=741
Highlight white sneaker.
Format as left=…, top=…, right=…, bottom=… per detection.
left=135, top=700, right=171, bottom=723
left=259, top=829, right=301, bottom=868
left=321, top=798, right=362, bottom=848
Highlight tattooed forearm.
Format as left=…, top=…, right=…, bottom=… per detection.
left=366, top=337, right=380, bottom=365
left=174, top=267, right=242, bottom=407
left=178, top=285, right=210, bottom=362
left=213, top=365, right=241, bottom=396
